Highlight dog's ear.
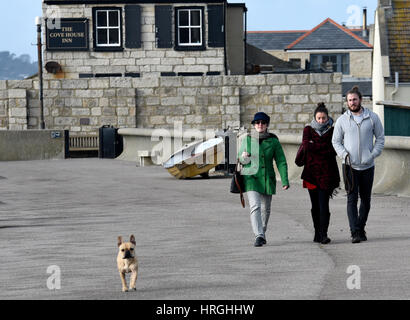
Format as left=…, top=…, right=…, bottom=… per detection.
left=130, top=234, right=136, bottom=245
left=117, top=236, right=123, bottom=247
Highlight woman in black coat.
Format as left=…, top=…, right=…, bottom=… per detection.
left=301, top=103, right=340, bottom=244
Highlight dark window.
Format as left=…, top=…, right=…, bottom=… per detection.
left=177, top=9, right=202, bottom=45
left=309, top=53, right=350, bottom=74
left=175, top=7, right=205, bottom=51
left=341, top=54, right=349, bottom=75
left=93, top=7, right=122, bottom=51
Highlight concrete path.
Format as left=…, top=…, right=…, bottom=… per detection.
left=0, top=159, right=409, bottom=300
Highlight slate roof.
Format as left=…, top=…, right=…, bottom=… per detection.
left=247, top=31, right=307, bottom=51
left=247, top=18, right=372, bottom=51
left=287, top=18, right=372, bottom=50
left=386, top=0, right=410, bottom=82
left=350, top=29, right=370, bottom=44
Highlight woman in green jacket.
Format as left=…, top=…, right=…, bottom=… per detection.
left=239, top=112, right=289, bottom=247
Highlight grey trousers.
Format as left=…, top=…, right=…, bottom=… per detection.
left=247, top=191, right=272, bottom=239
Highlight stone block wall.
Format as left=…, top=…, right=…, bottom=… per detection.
left=1, top=79, right=136, bottom=133
left=0, top=81, right=29, bottom=130
left=1, top=72, right=343, bottom=135
left=350, top=51, right=373, bottom=78
left=239, top=73, right=344, bottom=132
left=135, top=75, right=240, bottom=130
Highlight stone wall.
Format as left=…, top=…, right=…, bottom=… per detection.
left=0, top=82, right=28, bottom=130
left=350, top=51, right=373, bottom=78
left=0, top=73, right=343, bottom=135
left=239, top=73, right=343, bottom=132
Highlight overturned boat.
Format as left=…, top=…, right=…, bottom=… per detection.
left=163, top=137, right=224, bottom=179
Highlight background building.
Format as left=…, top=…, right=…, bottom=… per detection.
left=372, top=0, right=410, bottom=136
left=42, top=0, right=246, bottom=79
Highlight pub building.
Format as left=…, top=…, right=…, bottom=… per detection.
left=42, top=0, right=247, bottom=79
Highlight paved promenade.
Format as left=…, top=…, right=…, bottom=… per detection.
left=0, top=159, right=409, bottom=300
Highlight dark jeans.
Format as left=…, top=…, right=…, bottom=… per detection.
left=308, top=188, right=331, bottom=237
left=345, top=166, right=375, bottom=233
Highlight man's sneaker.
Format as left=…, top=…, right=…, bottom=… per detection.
left=351, top=231, right=361, bottom=243
left=359, top=229, right=367, bottom=241
left=254, top=236, right=265, bottom=247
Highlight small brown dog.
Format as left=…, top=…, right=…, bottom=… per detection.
left=117, top=235, right=138, bottom=292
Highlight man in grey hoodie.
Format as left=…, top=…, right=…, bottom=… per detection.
left=332, top=86, right=385, bottom=243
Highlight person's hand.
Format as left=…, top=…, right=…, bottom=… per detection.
left=282, top=185, right=290, bottom=190
left=242, top=152, right=250, bottom=159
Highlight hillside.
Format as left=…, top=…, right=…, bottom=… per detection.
left=0, top=51, right=37, bottom=80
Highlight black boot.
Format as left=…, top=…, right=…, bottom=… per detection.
left=311, top=209, right=321, bottom=243
left=320, top=234, right=331, bottom=244
left=351, top=231, right=361, bottom=243
left=320, top=212, right=331, bottom=244
left=358, top=229, right=367, bottom=241
left=254, top=236, right=265, bottom=247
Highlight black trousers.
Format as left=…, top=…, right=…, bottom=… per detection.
left=308, top=188, right=331, bottom=237
left=345, top=166, right=375, bottom=233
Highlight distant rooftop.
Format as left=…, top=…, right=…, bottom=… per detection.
left=247, top=31, right=307, bottom=51
left=247, top=18, right=372, bottom=51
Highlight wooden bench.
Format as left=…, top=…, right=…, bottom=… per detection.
left=69, top=134, right=99, bottom=152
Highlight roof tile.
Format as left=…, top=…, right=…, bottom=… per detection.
left=386, top=1, right=410, bottom=82
left=287, top=19, right=372, bottom=50
left=246, top=18, right=372, bottom=52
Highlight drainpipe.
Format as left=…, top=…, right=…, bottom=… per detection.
left=223, top=2, right=228, bottom=75
left=244, top=7, right=247, bottom=75
left=391, top=71, right=399, bottom=100
left=36, top=16, right=45, bottom=130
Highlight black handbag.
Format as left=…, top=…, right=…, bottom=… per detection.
left=230, top=160, right=245, bottom=208
left=295, top=143, right=305, bottom=167
left=342, top=154, right=355, bottom=194
left=295, top=127, right=311, bottom=167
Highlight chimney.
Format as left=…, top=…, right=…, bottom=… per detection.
left=362, top=7, right=368, bottom=37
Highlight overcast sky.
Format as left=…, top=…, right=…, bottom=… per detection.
left=0, top=0, right=377, bottom=61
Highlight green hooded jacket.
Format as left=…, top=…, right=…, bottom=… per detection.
left=238, top=133, right=289, bottom=195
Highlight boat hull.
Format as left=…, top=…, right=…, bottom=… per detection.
left=164, top=138, right=224, bottom=179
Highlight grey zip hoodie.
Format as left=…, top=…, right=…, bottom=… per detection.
left=332, top=107, right=385, bottom=170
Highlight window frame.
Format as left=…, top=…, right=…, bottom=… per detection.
left=92, top=7, right=123, bottom=52
left=309, top=53, right=350, bottom=75
left=174, top=6, right=206, bottom=51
